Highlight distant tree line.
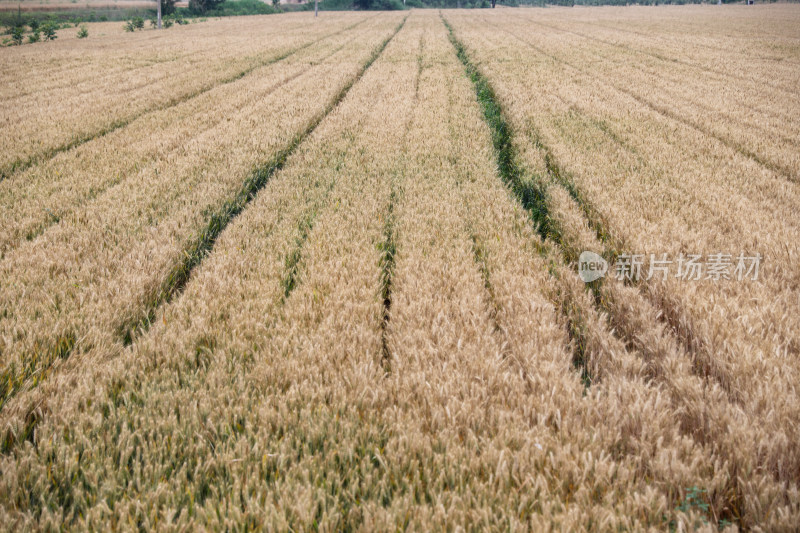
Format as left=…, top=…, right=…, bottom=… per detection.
left=566, top=0, right=751, bottom=5
left=323, top=0, right=783, bottom=8
left=323, top=0, right=504, bottom=9
left=188, top=0, right=226, bottom=12
left=188, top=0, right=281, bottom=15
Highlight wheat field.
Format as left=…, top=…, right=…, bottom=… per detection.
left=0, top=5, right=799, bottom=531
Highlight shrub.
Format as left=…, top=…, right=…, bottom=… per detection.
left=11, top=25, right=23, bottom=46
left=188, top=0, right=226, bottom=14
left=29, top=20, right=39, bottom=32
left=353, top=0, right=405, bottom=9
left=162, top=0, right=177, bottom=15
left=133, top=17, right=145, bottom=30
left=28, top=30, right=40, bottom=43
left=125, top=17, right=145, bottom=31
left=77, top=25, right=88, bottom=38
left=206, top=0, right=280, bottom=16
left=375, top=0, right=405, bottom=8
left=41, top=21, right=57, bottom=40
left=163, top=18, right=174, bottom=28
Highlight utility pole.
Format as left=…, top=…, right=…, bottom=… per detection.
left=315, top=0, right=318, bottom=17
left=157, top=0, right=162, bottom=28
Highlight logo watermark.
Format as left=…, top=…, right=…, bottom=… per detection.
left=578, top=252, right=762, bottom=283
left=578, top=251, right=608, bottom=283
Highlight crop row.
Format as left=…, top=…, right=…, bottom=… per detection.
left=0, top=13, right=403, bottom=413
left=445, top=9, right=800, bottom=528
left=0, top=13, right=375, bottom=178
left=1, top=9, right=798, bottom=530
left=0, top=13, right=412, bottom=528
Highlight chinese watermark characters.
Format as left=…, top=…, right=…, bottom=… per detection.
left=578, top=251, right=761, bottom=283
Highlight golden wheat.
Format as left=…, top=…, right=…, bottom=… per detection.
left=0, top=13, right=408, bottom=529
left=446, top=6, right=800, bottom=527
left=0, top=14, right=385, bottom=255
left=0, top=7, right=798, bottom=531
left=0, top=12, right=373, bottom=177
left=0, top=13, right=402, bottom=412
